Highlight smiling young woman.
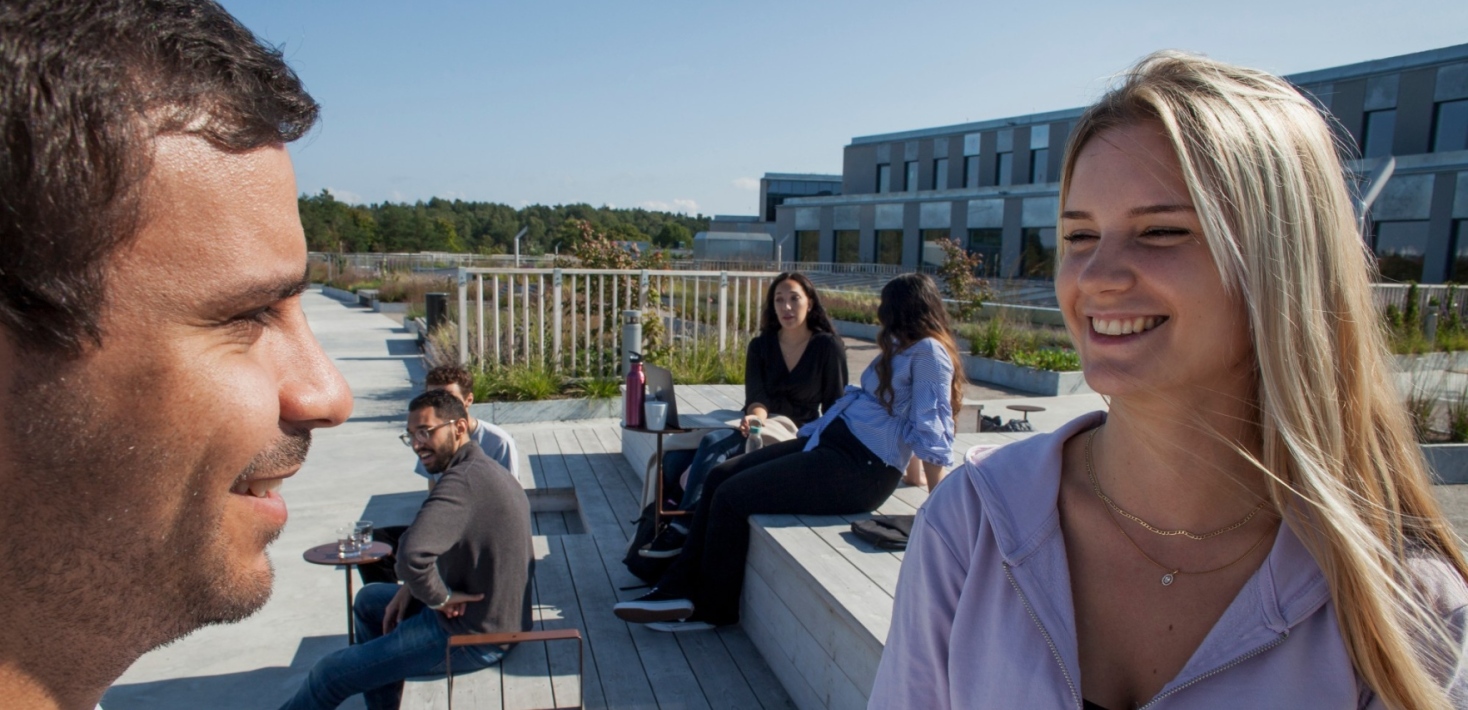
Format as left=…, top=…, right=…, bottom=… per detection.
left=871, top=52, right=1468, bottom=710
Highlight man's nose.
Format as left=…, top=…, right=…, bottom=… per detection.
left=278, top=316, right=353, bottom=430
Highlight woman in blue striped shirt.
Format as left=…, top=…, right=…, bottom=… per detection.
left=615, top=272, right=963, bottom=629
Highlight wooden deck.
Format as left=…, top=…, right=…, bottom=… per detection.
left=400, top=419, right=795, bottom=710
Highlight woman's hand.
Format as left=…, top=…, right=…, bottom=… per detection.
left=739, top=414, right=763, bottom=437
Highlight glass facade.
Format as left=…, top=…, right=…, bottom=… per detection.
left=1362, top=109, right=1397, bottom=159
left=1452, top=220, right=1468, bottom=282
left=996, top=152, right=1013, bottom=186
left=1030, top=148, right=1049, bottom=183
left=905, top=161, right=919, bottom=192
left=964, top=156, right=979, bottom=187
left=1433, top=99, right=1468, bottom=153
left=795, top=230, right=820, bottom=263
left=877, top=164, right=891, bottom=194
left=933, top=158, right=949, bottom=190
left=876, top=229, right=904, bottom=265
left=834, top=230, right=860, bottom=263
left=921, top=229, right=950, bottom=267
left=1373, top=220, right=1430, bottom=282
left=1018, top=227, right=1058, bottom=279
left=968, top=228, right=1003, bottom=277
left=764, top=179, right=839, bottom=221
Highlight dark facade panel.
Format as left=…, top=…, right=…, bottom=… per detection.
left=1333, top=79, right=1368, bottom=152
left=1427, top=171, right=1460, bottom=281
left=843, top=144, right=877, bottom=194
left=1395, top=68, right=1437, bottom=156
left=979, top=132, right=999, bottom=188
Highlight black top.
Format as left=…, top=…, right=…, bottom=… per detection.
left=744, top=331, right=848, bottom=426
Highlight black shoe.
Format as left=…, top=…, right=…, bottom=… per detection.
left=638, top=526, right=687, bottom=559
left=613, top=587, right=694, bottom=624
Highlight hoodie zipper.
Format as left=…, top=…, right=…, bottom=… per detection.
left=1004, top=562, right=1081, bottom=710
left=1136, top=632, right=1289, bottom=709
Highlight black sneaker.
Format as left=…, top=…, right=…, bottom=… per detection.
left=613, top=587, right=694, bottom=624
left=638, top=526, right=687, bottom=559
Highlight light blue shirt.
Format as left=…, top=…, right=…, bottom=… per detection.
left=414, top=417, right=519, bottom=483
left=798, top=337, right=956, bottom=469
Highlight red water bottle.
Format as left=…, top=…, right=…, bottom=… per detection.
left=625, top=353, right=645, bottom=428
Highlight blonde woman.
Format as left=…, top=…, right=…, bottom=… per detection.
left=871, top=52, right=1468, bottom=709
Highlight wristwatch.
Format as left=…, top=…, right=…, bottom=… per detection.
left=430, top=594, right=451, bottom=610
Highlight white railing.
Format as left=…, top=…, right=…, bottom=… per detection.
left=453, top=267, right=785, bottom=376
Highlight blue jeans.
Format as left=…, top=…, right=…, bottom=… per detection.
left=280, top=583, right=505, bottom=710
left=678, top=428, right=747, bottom=511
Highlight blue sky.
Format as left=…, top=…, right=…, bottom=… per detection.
left=222, top=1, right=1468, bottom=217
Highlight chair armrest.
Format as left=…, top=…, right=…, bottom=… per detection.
left=448, top=628, right=581, bottom=648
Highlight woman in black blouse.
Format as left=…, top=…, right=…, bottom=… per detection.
left=639, top=272, right=847, bottom=558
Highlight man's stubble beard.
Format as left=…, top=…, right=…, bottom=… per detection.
left=0, top=362, right=308, bottom=693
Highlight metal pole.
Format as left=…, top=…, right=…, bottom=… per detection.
left=621, top=310, right=642, bottom=376
left=456, top=267, right=469, bottom=365
left=538, top=273, right=546, bottom=367
left=476, top=274, right=484, bottom=367
left=718, top=271, right=728, bottom=353
left=492, top=275, right=501, bottom=367
left=553, top=269, right=563, bottom=371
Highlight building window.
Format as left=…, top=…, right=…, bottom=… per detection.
left=1030, top=148, right=1049, bottom=183
left=921, top=229, right=951, bottom=268
left=1432, top=99, right=1468, bottom=153
left=933, top=158, right=949, bottom=190
left=1361, top=109, right=1396, bottom=159
left=795, top=230, right=820, bottom=263
left=1018, top=227, right=1057, bottom=279
left=964, top=156, right=979, bottom=188
left=905, top=161, right=919, bottom=192
left=876, top=229, right=904, bottom=265
left=877, top=164, right=891, bottom=194
left=968, top=228, right=1003, bottom=277
left=1373, top=220, right=1430, bottom=282
left=834, top=230, right=860, bottom=263
left=996, top=152, right=1013, bottom=186
left=1451, top=220, right=1468, bottom=282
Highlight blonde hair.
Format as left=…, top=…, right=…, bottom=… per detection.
left=1058, top=51, right=1468, bottom=708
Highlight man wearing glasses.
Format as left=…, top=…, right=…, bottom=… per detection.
left=414, top=364, right=519, bottom=485
left=282, top=388, right=531, bottom=709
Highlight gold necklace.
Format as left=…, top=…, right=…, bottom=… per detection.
left=1085, top=428, right=1275, bottom=586
left=1085, top=428, right=1264, bottom=540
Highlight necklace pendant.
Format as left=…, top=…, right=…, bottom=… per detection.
left=1161, top=573, right=1175, bottom=587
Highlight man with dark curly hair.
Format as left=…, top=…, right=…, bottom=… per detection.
left=0, top=2, right=353, bottom=707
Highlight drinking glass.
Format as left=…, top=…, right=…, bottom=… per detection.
left=354, top=520, right=374, bottom=553
left=336, top=527, right=360, bottom=558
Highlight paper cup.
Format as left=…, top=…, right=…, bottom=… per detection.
left=644, top=401, right=668, bottom=431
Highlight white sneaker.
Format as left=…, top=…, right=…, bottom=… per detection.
left=647, top=620, right=716, bottom=633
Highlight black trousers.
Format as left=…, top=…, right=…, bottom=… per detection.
left=658, top=418, right=901, bottom=625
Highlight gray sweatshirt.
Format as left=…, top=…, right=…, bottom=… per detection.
left=396, top=441, right=532, bottom=636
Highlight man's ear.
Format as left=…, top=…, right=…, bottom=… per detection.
left=454, top=417, right=471, bottom=438
left=461, top=391, right=474, bottom=407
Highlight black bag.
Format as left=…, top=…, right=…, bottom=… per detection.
left=850, top=514, right=915, bottom=550
left=623, top=502, right=675, bottom=584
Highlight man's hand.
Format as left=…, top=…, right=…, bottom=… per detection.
left=435, top=590, right=485, bottom=619
left=383, top=584, right=414, bottom=634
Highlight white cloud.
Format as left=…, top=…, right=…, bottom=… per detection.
left=639, top=198, right=699, bottom=215
left=327, top=187, right=364, bottom=204
left=732, top=177, right=759, bottom=191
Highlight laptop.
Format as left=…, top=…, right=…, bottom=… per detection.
left=641, top=363, right=744, bottom=430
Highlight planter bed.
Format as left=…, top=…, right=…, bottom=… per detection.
left=1423, top=443, right=1468, bottom=485
left=1394, top=351, right=1468, bottom=373
left=962, top=354, right=1091, bottom=396
left=373, top=300, right=408, bottom=314
left=319, top=285, right=359, bottom=303
left=468, top=398, right=617, bottom=425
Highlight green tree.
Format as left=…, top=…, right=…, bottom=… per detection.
left=654, top=223, right=692, bottom=248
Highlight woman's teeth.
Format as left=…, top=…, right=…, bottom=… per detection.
left=1091, top=316, right=1163, bottom=336
left=232, top=478, right=283, bottom=498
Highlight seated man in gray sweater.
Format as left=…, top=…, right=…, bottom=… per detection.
left=281, top=389, right=532, bottom=710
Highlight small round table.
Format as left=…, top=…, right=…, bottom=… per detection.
left=1006, top=404, right=1046, bottom=422
left=303, top=541, right=393, bottom=644
left=623, top=423, right=693, bottom=526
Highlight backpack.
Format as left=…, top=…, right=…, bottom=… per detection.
left=622, top=502, right=675, bottom=584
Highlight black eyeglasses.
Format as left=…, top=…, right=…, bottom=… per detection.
left=399, top=420, right=460, bottom=446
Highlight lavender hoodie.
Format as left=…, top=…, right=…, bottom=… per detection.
left=870, top=412, right=1468, bottom=709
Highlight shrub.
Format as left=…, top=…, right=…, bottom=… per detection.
left=1009, top=348, right=1082, bottom=372
left=1407, top=387, right=1439, bottom=443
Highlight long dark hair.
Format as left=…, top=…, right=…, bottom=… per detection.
left=874, top=273, right=964, bottom=415
left=759, top=272, right=835, bottom=337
